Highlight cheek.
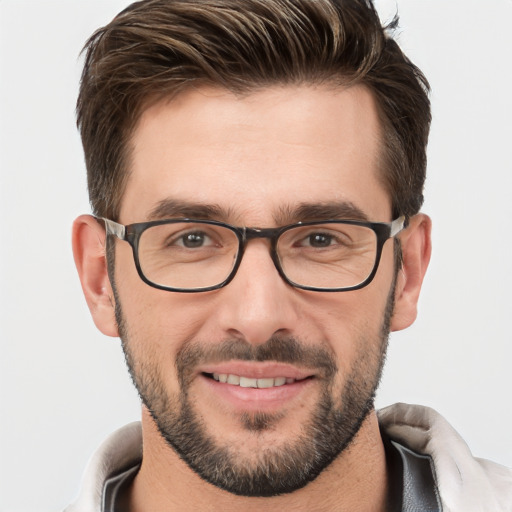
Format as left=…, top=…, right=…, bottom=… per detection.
left=114, top=244, right=207, bottom=343
left=316, top=286, right=392, bottom=366
left=118, top=290, right=206, bottom=352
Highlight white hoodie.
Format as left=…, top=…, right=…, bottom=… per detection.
left=378, top=403, right=512, bottom=512
left=65, top=403, right=512, bottom=512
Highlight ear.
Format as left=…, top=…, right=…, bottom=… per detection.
left=390, top=213, right=432, bottom=332
left=72, top=215, right=119, bottom=337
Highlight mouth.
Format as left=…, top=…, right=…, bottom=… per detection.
left=196, top=363, right=317, bottom=413
left=203, top=372, right=311, bottom=389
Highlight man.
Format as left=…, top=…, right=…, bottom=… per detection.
left=68, top=0, right=512, bottom=510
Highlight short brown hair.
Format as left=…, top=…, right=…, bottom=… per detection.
left=77, top=0, right=430, bottom=221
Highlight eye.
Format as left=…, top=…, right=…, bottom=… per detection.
left=176, top=231, right=213, bottom=248
left=296, top=230, right=350, bottom=249
left=305, top=233, right=335, bottom=248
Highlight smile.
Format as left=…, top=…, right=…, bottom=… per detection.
left=199, top=368, right=316, bottom=411
left=210, top=373, right=298, bottom=388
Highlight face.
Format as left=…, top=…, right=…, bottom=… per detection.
left=113, top=85, right=398, bottom=496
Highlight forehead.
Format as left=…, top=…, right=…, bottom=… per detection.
left=121, top=85, right=390, bottom=225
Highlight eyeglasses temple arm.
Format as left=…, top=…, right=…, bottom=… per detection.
left=101, top=218, right=126, bottom=240
left=390, top=215, right=407, bottom=237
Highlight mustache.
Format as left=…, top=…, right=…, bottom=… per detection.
left=176, top=336, right=338, bottom=384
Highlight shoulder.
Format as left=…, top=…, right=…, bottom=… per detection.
left=378, top=403, right=512, bottom=512
left=63, top=422, right=142, bottom=512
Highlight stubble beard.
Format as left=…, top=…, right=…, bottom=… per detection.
left=113, top=283, right=394, bottom=497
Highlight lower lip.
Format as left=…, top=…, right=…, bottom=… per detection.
left=198, top=374, right=314, bottom=412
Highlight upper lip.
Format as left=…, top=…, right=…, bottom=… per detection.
left=198, top=361, right=316, bottom=380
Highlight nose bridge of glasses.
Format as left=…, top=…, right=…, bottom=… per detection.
left=242, top=226, right=282, bottom=244
left=238, top=227, right=282, bottom=273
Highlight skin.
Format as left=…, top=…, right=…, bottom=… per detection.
left=73, top=84, right=431, bottom=511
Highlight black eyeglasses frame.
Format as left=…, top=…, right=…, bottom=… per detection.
left=102, top=216, right=407, bottom=293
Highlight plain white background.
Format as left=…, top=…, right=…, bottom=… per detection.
left=1, top=1, right=511, bottom=510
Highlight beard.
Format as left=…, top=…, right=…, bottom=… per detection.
left=113, top=283, right=394, bottom=497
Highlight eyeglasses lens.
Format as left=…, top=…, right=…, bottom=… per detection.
left=137, top=221, right=377, bottom=291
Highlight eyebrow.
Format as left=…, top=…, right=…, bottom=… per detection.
left=274, top=201, right=370, bottom=225
left=147, top=199, right=233, bottom=222
left=146, top=198, right=369, bottom=225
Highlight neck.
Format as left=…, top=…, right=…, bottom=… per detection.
left=126, top=408, right=389, bottom=512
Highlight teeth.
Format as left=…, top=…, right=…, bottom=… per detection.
left=274, top=377, right=286, bottom=386
left=257, top=378, right=275, bottom=389
left=211, top=373, right=296, bottom=388
left=227, top=374, right=240, bottom=385
left=240, top=376, right=257, bottom=388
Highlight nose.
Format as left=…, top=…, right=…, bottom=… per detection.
left=215, top=239, right=300, bottom=346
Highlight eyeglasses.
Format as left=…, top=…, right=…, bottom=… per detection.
left=102, top=216, right=407, bottom=293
